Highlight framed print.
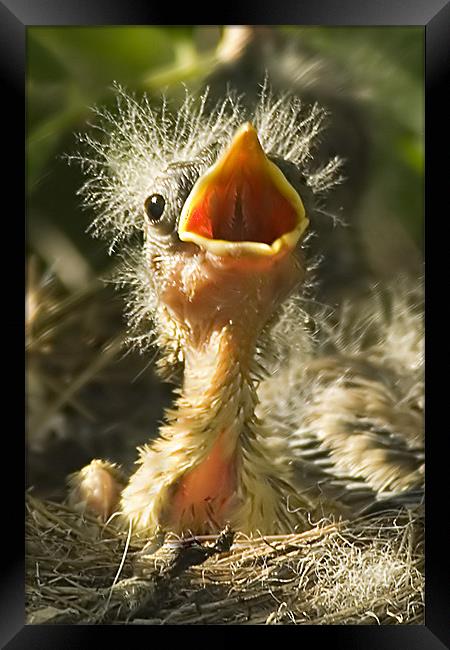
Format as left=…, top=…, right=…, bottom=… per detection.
left=3, top=0, right=449, bottom=646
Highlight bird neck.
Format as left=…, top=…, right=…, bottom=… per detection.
left=161, top=326, right=258, bottom=528
left=181, top=325, right=256, bottom=442
left=165, top=324, right=309, bottom=533
left=121, top=323, right=304, bottom=536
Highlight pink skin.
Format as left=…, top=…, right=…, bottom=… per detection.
left=159, top=246, right=304, bottom=349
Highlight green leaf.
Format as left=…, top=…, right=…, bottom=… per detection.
left=28, top=27, right=177, bottom=89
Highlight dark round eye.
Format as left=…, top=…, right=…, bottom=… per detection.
left=144, top=194, right=166, bottom=222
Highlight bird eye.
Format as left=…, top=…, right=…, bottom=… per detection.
left=144, top=194, right=166, bottom=222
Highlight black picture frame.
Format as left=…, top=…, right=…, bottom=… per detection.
left=5, top=1, right=449, bottom=646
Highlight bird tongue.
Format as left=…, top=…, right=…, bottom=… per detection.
left=178, top=123, right=308, bottom=256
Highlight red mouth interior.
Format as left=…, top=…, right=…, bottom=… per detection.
left=184, top=173, right=298, bottom=245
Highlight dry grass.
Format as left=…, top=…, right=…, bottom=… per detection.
left=26, top=495, right=424, bottom=625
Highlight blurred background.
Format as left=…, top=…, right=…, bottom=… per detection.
left=26, top=26, right=424, bottom=498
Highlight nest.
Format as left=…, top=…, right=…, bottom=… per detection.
left=26, top=495, right=424, bottom=625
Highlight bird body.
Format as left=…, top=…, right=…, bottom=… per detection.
left=120, top=325, right=312, bottom=536
left=68, top=76, right=423, bottom=539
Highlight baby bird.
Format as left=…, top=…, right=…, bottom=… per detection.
left=68, top=82, right=423, bottom=538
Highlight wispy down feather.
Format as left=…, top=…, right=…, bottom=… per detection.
left=70, top=81, right=342, bottom=247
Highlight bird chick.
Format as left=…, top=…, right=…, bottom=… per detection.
left=68, top=83, right=422, bottom=538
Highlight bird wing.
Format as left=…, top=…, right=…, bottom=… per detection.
left=258, top=284, right=424, bottom=514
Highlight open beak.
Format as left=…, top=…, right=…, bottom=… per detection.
left=178, top=123, right=308, bottom=257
